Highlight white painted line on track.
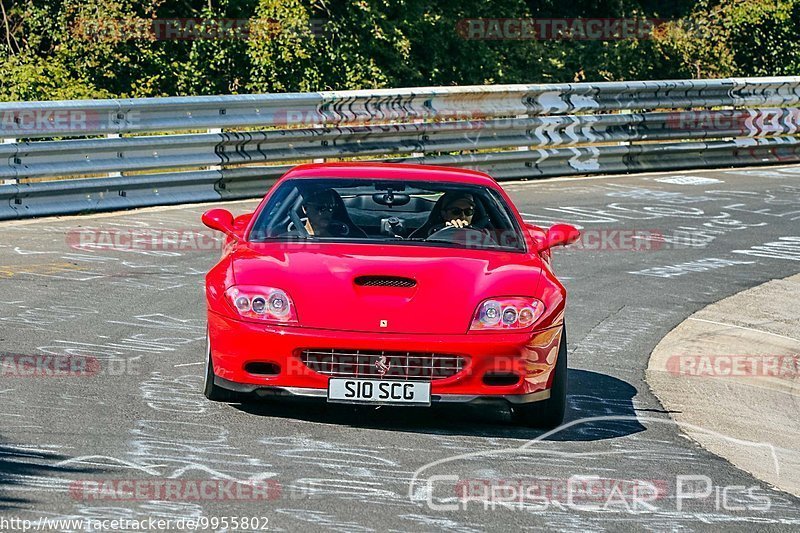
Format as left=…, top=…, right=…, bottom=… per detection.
left=687, top=317, right=800, bottom=344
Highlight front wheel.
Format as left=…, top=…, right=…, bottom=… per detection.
left=203, top=331, right=240, bottom=402
left=512, top=325, right=568, bottom=429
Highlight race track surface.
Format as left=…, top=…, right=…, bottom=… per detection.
left=1, top=165, right=799, bottom=532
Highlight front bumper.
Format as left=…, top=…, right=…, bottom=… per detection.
left=208, top=311, right=563, bottom=404
left=215, top=375, right=552, bottom=405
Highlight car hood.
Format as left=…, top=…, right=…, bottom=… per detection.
left=231, top=243, right=545, bottom=335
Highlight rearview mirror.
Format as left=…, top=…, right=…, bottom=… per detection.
left=372, top=191, right=410, bottom=206
left=202, top=208, right=238, bottom=239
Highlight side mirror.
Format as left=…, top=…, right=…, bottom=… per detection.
left=527, top=222, right=580, bottom=252
left=202, top=209, right=238, bottom=240
left=543, top=223, right=581, bottom=251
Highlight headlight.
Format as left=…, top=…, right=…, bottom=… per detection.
left=470, top=298, right=545, bottom=331
left=224, top=286, right=298, bottom=324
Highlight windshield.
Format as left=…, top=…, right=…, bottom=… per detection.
left=248, top=178, right=525, bottom=251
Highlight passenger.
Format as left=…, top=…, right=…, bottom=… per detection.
left=302, top=189, right=367, bottom=237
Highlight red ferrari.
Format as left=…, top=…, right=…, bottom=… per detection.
left=201, top=163, right=579, bottom=427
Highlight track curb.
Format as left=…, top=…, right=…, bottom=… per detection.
left=647, top=273, right=800, bottom=496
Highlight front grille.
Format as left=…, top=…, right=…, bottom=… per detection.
left=354, top=276, right=416, bottom=288
left=300, top=349, right=466, bottom=381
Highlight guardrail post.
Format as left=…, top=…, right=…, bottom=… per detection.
left=516, top=114, right=530, bottom=151
left=412, top=117, right=424, bottom=158
left=208, top=128, right=223, bottom=170
left=618, top=109, right=632, bottom=146
left=106, top=134, right=123, bottom=177
left=2, top=138, right=18, bottom=185
left=312, top=123, right=326, bottom=163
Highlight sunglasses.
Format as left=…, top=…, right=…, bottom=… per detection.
left=445, top=206, right=475, bottom=217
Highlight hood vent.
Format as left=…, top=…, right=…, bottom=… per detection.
left=354, top=275, right=416, bottom=288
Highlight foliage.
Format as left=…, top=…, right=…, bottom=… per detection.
left=1, top=0, right=798, bottom=101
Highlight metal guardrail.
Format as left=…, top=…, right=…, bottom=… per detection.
left=1, top=77, right=800, bottom=219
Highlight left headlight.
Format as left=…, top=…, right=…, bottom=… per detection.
left=470, top=297, right=545, bottom=331
left=224, top=286, right=298, bottom=324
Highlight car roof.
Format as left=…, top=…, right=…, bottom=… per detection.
left=281, top=162, right=499, bottom=188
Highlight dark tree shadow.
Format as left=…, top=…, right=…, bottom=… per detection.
left=0, top=436, right=98, bottom=511
left=233, top=369, right=646, bottom=441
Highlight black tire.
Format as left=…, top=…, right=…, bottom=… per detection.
left=203, top=331, right=240, bottom=402
left=512, top=325, right=568, bottom=429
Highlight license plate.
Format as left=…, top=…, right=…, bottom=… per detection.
left=327, top=378, right=431, bottom=405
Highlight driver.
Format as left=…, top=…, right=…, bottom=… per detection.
left=440, top=192, right=476, bottom=229
left=425, top=191, right=496, bottom=246
left=408, top=191, right=481, bottom=239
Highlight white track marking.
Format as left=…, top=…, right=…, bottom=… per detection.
left=687, top=316, right=800, bottom=344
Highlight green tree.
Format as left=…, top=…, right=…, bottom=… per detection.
left=2, top=0, right=798, bottom=102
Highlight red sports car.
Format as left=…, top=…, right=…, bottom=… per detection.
left=202, top=163, right=579, bottom=427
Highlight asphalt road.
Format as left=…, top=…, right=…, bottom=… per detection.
left=1, top=165, right=800, bottom=532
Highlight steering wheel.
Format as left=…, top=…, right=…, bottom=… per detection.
left=426, top=224, right=488, bottom=243
left=325, top=222, right=351, bottom=237
left=289, top=209, right=309, bottom=237
left=285, top=216, right=353, bottom=238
